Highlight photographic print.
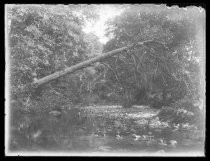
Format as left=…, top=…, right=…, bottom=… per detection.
left=5, top=4, right=205, bottom=156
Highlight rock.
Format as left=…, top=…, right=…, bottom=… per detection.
left=116, top=134, right=123, bottom=140
left=132, top=134, right=141, bottom=141
left=157, top=139, right=167, bottom=146
left=94, top=134, right=99, bottom=137
left=168, top=140, right=177, bottom=148
left=142, top=135, right=149, bottom=140
left=49, top=110, right=62, bottom=116
left=148, top=132, right=152, bottom=135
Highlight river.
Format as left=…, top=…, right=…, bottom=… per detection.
left=9, top=105, right=204, bottom=155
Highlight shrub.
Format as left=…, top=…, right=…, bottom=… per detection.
left=158, top=97, right=204, bottom=129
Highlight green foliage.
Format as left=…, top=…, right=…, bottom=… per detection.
left=84, top=33, right=103, bottom=57
left=9, top=6, right=83, bottom=93
left=103, top=6, right=203, bottom=108
left=8, top=5, right=103, bottom=109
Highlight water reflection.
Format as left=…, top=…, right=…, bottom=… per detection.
left=9, top=106, right=204, bottom=153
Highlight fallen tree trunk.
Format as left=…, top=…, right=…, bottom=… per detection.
left=31, top=40, right=152, bottom=88
left=33, top=46, right=129, bottom=87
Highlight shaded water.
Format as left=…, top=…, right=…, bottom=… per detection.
left=9, top=105, right=204, bottom=153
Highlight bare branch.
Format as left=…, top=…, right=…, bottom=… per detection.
left=101, top=62, right=121, bottom=83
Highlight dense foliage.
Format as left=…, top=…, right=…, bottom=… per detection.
left=102, top=6, right=204, bottom=109
left=7, top=5, right=205, bottom=153
left=8, top=5, right=102, bottom=110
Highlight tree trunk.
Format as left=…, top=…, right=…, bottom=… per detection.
left=32, top=40, right=152, bottom=88
left=33, top=46, right=130, bottom=87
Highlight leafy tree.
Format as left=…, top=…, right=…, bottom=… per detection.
left=84, top=33, right=103, bottom=57
left=8, top=5, right=100, bottom=109
left=103, top=5, right=204, bottom=108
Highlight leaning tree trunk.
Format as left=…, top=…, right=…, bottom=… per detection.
left=32, top=40, right=152, bottom=88
left=33, top=46, right=129, bottom=88
left=22, top=46, right=128, bottom=98
left=19, top=40, right=154, bottom=98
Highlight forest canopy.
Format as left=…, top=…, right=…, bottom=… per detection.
left=7, top=4, right=205, bottom=129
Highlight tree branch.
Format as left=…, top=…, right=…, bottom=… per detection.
left=101, top=62, right=121, bottom=83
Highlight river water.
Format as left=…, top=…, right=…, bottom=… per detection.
left=9, top=105, right=204, bottom=155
